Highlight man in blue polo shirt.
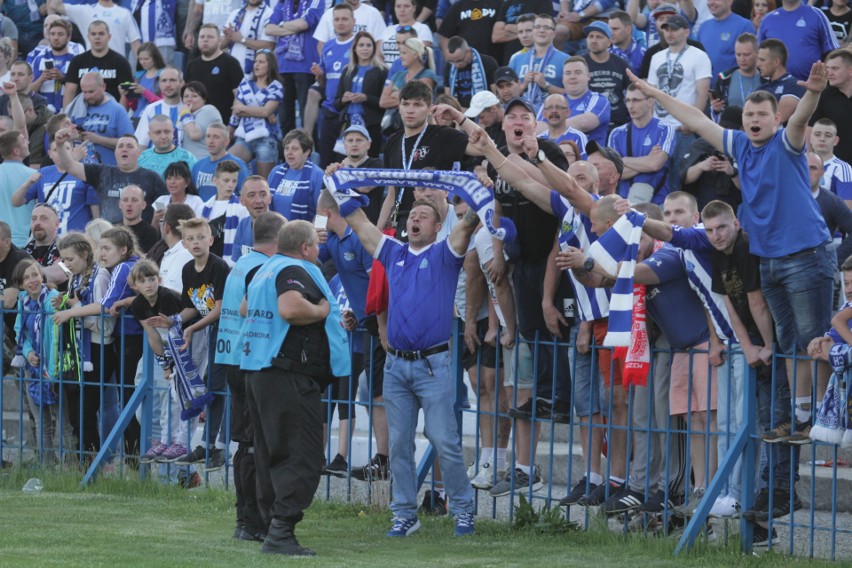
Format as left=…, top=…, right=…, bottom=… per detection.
left=756, top=39, right=805, bottom=124
left=698, top=0, right=755, bottom=82
left=543, top=56, right=611, bottom=146
left=191, top=122, right=250, bottom=201
left=757, top=0, right=838, bottom=81
left=330, top=170, right=481, bottom=538
left=627, top=59, right=834, bottom=445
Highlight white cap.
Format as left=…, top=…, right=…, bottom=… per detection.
left=464, top=91, right=501, bottom=118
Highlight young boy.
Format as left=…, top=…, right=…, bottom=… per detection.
left=810, top=256, right=852, bottom=358
left=173, top=218, right=232, bottom=470
left=201, top=159, right=249, bottom=264
left=810, top=118, right=852, bottom=204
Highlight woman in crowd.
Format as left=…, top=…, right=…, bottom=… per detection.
left=379, top=38, right=437, bottom=110
left=178, top=82, right=223, bottom=160
left=152, top=161, right=205, bottom=226
left=120, top=42, right=166, bottom=123
left=752, top=0, right=776, bottom=29
left=380, top=0, right=433, bottom=68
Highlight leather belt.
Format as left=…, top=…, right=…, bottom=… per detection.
left=387, top=343, right=450, bottom=361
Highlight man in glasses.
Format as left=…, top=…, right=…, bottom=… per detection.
left=511, top=14, right=568, bottom=111
left=493, top=1, right=554, bottom=65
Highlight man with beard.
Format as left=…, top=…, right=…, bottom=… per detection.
left=537, top=92, right=588, bottom=154
left=185, top=24, right=245, bottom=125
left=70, top=72, right=135, bottom=167
left=135, top=67, right=184, bottom=148
left=29, top=18, right=85, bottom=113
left=26, top=203, right=67, bottom=287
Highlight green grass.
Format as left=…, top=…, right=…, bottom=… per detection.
left=0, top=469, right=844, bottom=568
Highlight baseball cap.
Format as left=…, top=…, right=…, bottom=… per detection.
left=583, top=21, right=612, bottom=39
left=660, top=14, right=690, bottom=29
left=504, top=97, right=536, bottom=115
left=342, top=124, right=371, bottom=141
left=585, top=140, right=624, bottom=175
left=465, top=90, right=501, bottom=118
left=651, top=3, right=678, bottom=18
left=493, top=66, right=519, bottom=84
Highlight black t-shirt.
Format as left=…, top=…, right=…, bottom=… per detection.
left=711, top=230, right=761, bottom=339
left=489, top=138, right=568, bottom=262
left=384, top=124, right=469, bottom=229
left=181, top=253, right=230, bottom=323
left=679, top=137, right=741, bottom=213
left=185, top=52, right=244, bottom=125
left=125, top=221, right=160, bottom=254
left=495, top=0, right=553, bottom=64
left=442, top=53, right=499, bottom=108
left=810, top=85, right=852, bottom=164
left=65, top=50, right=134, bottom=101
left=584, top=53, right=631, bottom=127
left=823, top=6, right=852, bottom=44
left=0, top=244, right=31, bottom=336
left=438, top=0, right=503, bottom=60
left=28, top=243, right=59, bottom=267
left=352, top=157, right=385, bottom=224
left=130, top=286, right=184, bottom=321
left=274, top=265, right=330, bottom=366
left=83, top=164, right=168, bottom=224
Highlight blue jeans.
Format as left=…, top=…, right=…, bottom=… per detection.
left=716, top=344, right=745, bottom=500
left=568, top=324, right=601, bottom=417
left=759, top=243, right=835, bottom=354
left=383, top=351, right=474, bottom=519
left=756, top=352, right=800, bottom=484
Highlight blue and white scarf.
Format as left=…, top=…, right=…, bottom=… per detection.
left=232, top=1, right=268, bottom=74
left=158, top=316, right=213, bottom=420
left=588, top=210, right=646, bottom=346
left=449, top=47, right=488, bottom=101
left=202, top=193, right=248, bottom=261
left=274, top=0, right=306, bottom=62
left=233, top=79, right=271, bottom=142
left=325, top=168, right=517, bottom=241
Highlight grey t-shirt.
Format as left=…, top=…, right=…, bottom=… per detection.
left=83, top=164, right=167, bottom=223
left=180, top=104, right=223, bottom=159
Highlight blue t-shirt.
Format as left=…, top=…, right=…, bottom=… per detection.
left=192, top=153, right=251, bottom=201
left=31, top=50, right=77, bottom=112
left=377, top=236, right=465, bottom=351
left=101, top=256, right=143, bottom=336
left=271, top=0, right=322, bottom=74
left=230, top=215, right=254, bottom=264
left=0, top=161, right=36, bottom=247
left=267, top=161, right=324, bottom=221
left=643, top=245, right=710, bottom=349
left=26, top=166, right=99, bottom=234
left=508, top=47, right=570, bottom=109
left=77, top=98, right=135, bottom=166
left=761, top=73, right=805, bottom=103
left=537, top=127, right=588, bottom=157
left=608, top=118, right=676, bottom=204
left=320, top=37, right=354, bottom=112
left=697, top=13, right=755, bottom=82
left=537, top=90, right=611, bottom=146
left=723, top=128, right=831, bottom=257
left=610, top=41, right=646, bottom=75
left=758, top=3, right=839, bottom=80
left=319, top=226, right=373, bottom=321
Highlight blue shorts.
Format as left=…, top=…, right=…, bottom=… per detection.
left=233, top=136, right=279, bottom=163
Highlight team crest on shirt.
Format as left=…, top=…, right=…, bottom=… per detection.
left=419, top=258, right=429, bottom=269
left=721, top=32, right=730, bottom=41
left=686, top=260, right=695, bottom=272
left=796, top=18, right=806, bottom=27
left=343, top=252, right=355, bottom=261
left=643, top=135, right=652, bottom=146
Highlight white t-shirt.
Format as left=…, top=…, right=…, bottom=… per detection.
left=380, top=22, right=432, bottom=68
left=153, top=194, right=206, bottom=219
left=159, top=241, right=194, bottom=293
left=65, top=3, right=142, bottom=57
left=224, top=4, right=275, bottom=75
left=647, top=45, right=711, bottom=127
left=313, top=3, right=387, bottom=45
left=195, top=0, right=243, bottom=28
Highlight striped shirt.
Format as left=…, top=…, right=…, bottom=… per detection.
left=823, top=155, right=852, bottom=200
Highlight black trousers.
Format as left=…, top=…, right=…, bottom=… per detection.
left=227, top=366, right=264, bottom=532
left=246, top=367, right=323, bottom=525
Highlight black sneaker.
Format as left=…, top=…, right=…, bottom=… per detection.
left=742, top=488, right=771, bottom=521
left=753, top=525, right=780, bottom=548
left=559, top=476, right=598, bottom=507
left=552, top=401, right=572, bottom=424
left=419, top=489, right=448, bottom=515
left=206, top=449, right=227, bottom=471
left=176, top=445, right=207, bottom=465
left=602, top=487, right=645, bottom=515
left=578, top=479, right=624, bottom=507
left=507, top=398, right=562, bottom=421
left=322, top=453, right=349, bottom=478
left=351, top=454, right=389, bottom=481
left=639, top=490, right=674, bottom=514
left=753, top=488, right=803, bottom=521
left=488, top=466, right=544, bottom=497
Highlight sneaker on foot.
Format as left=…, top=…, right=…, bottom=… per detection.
left=578, top=479, right=624, bottom=507
left=206, top=448, right=226, bottom=471
left=488, top=466, right=543, bottom=497
left=559, top=476, right=598, bottom=507
left=140, top=441, right=168, bottom=463
left=471, top=462, right=504, bottom=490
left=176, top=445, right=206, bottom=465
left=750, top=488, right=803, bottom=521
left=387, top=515, right=420, bottom=537
left=322, top=453, right=349, bottom=478
left=752, top=525, right=779, bottom=548
left=709, top=495, right=741, bottom=518
left=602, top=487, right=645, bottom=515
left=781, top=421, right=812, bottom=445
left=507, top=399, right=534, bottom=419
left=507, top=398, right=559, bottom=421
left=760, top=422, right=791, bottom=444
left=159, top=443, right=188, bottom=463
left=638, top=489, right=682, bottom=514
left=420, top=490, right=447, bottom=515
left=742, top=488, right=770, bottom=521
left=454, top=512, right=475, bottom=536
left=351, top=454, right=389, bottom=482
left=673, top=487, right=706, bottom=518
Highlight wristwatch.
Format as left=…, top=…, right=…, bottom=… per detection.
left=529, top=148, right=546, bottom=166
left=583, top=257, right=595, bottom=272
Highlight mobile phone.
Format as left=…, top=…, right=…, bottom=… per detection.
left=153, top=201, right=166, bottom=212
left=119, top=81, right=134, bottom=90
left=710, top=88, right=722, bottom=99
left=314, top=215, right=328, bottom=230
left=44, top=59, right=54, bottom=70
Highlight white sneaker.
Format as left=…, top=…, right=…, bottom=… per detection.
left=467, top=462, right=478, bottom=479
left=470, top=462, right=505, bottom=490
left=709, top=495, right=741, bottom=518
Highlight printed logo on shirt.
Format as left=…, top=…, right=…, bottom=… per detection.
left=461, top=7, right=497, bottom=20
left=343, top=252, right=355, bottom=261
left=286, top=279, right=305, bottom=288
left=643, top=135, right=652, bottom=146
left=419, top=258, right=429, bottom=269
left=212, top=66, right=221, bottom=75
left=396, top=259, right=405, bottom=266
left=188, top=283, right=217, bottom=316
left=77, top=67, right=118, bottom=79
left=720, top=32, right=730, bottom=41
left=796, top=18, right=806, bottom=27
left=412, top=146, right=430, bottom=161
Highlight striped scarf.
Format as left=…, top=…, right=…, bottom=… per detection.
left=449, top=47, right=488, bottom=101
left=234, top=79, right=271, bottom=142
left=202, top=194, right=248, bottom=261
left=161, top=316, right=213, bottom=420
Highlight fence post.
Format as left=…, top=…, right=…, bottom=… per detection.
left=739, top=364, right=757, bottom=552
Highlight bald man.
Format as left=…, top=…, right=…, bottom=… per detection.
left=73, top=71, right=134, bottom=166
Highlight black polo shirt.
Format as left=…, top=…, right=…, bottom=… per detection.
left=810, top=85, right=852, bottom=164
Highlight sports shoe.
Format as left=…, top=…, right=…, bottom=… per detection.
left=578, top=479, right=624, bottom=507
left=454, top=512, right=475, bottom=536
left=559, top=476, right=598, bottom=507
left=760, top=422, right=791, bottom=444
left=239, top=527, right=267, bottom=542
left=488, top=466, right=543, bottom=497
left=709, top=495, right=741, bottom=518
left=638, top=489, right=682, bottom=514
left=673, top=487, right=706, bottom=518
left=752, top=525, right=780, bottom=548
left=322, top=453, right=349, bottom=478
left=351, top=454, right=389, bottom=481
left=781, top=421, right=812, bottom=445
left=233, top=524, right=244, bottom=539
left=387, top=515, right=420, bottom=537
left=176, top=445, right=207, bottom=465
left=159, top=443, right=188, bottom=463
left=602, top=487, right=645, bottom=515
left=746, top=488, right=803, bottom=521
left=471, top=461, right=504, bottom=490
left=206, top=448, right=226, bottom=471
left=140, top=441, right=168, bottom=463
left=507, top=398, right=565, bottom=421
left=420, top=490, right=447, bottom=515
left=179, top=471, right=202, bottom=489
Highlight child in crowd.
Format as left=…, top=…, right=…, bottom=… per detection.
left=11, top=259, right=75, bottom=465
left=200, top=160, right=249, bottom=263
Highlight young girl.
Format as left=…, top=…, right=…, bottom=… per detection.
left=120, top=42, right=166, bottom=122
left=752, top=0, right=775, bottom=30
left=11, top=259, right=75, bottom=465
left=99, top=226, right=144, bottom=458
left=52, top=232, right=116, bottom=460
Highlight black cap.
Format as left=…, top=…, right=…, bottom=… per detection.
left=660, top=14, right=690, bottom=30
left=585, top=140, right=624, bottom=176
left=719, top=106, right=742, bottom=130
left=493, top=66, right=519, bottom=84
left=504, top=97, right=536, bottom=114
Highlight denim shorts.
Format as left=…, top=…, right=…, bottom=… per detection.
left=234, top=136, right=279, bottom=163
